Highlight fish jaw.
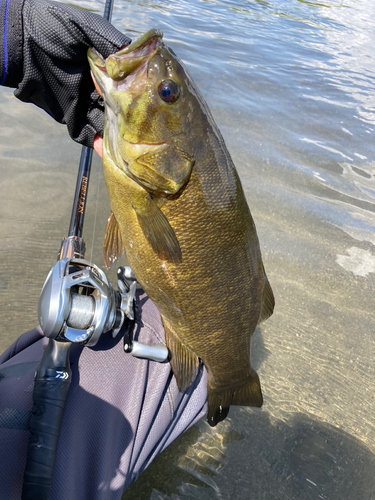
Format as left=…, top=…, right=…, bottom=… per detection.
left=88, top=29, right=163, bottom=102
left=87, top=47, right=112, bottom=100
left=106, top=29, right=163, bottom=80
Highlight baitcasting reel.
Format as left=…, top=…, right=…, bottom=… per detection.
left=38, top=257, right=169, bottom=362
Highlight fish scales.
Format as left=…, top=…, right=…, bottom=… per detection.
left=88, top=29, right=274, bottom=426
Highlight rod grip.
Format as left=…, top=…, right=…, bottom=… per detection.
left=22, top=341, right=72, bottom=500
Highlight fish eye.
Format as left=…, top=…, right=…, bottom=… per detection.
left=158, top=80, right=180, bottom=103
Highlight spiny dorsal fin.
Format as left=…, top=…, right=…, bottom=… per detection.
left=103, top=211, right=124, bottom=269
left=133, top=196, right=182, bottom=264
left=163, top=319, right=199, bottom=393
left=258, top=276, right=275, bottom=324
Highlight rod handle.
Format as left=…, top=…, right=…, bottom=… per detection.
left=22, top=341, right=72, bottom=500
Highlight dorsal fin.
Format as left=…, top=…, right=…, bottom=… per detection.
left=103, top=211, right=124, bottom=269
left=258, top=276, right=275, bottom=324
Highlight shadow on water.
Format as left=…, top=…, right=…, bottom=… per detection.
left=124, top=409, right=375, bottom=500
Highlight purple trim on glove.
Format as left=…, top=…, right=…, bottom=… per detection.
left=0, top=0, right=9, bottom=85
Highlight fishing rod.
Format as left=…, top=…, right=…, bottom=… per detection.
left=21, top=2, right=168, bottom=499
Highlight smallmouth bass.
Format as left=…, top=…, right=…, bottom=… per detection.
left=88, top=29, right=274, bottom=426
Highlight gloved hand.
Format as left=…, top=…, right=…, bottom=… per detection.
left=3, top=0, right=131, bottom=147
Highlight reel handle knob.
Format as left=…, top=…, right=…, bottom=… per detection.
left=126, top=341, right=169, bottom=363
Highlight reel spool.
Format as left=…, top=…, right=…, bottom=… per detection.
left=38, top=257, right=169, bottom=361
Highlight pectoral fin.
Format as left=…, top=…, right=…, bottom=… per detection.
left=163, top=320, right=200, bottom=393
left=103, top=212, right=124, bottom=269
left=128, top=145, right=194, bottom=195
left=133, top=195, right=182, bottom=263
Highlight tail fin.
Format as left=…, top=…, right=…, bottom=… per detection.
left=231, top=369, right=263, bottom=407
left=207, top=369, right=263, bottom=427
left=207, top=389, right=232, bottom=427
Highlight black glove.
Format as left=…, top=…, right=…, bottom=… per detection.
left=3, top=0, right=131, bottom=147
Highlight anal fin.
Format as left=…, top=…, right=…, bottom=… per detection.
left=163, top=320, right=199, bottom=393
left=103, top=212, right=124, bottom=269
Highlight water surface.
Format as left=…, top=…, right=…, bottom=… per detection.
left=0, top=0, right=374, bottom=498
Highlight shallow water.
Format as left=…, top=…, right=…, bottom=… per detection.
left=1, top=0, right=375, bottom=498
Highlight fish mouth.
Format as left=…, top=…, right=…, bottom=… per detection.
left=88, top=29, right=163, bottom=96
left=106, top=29, right=163, bottom=81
